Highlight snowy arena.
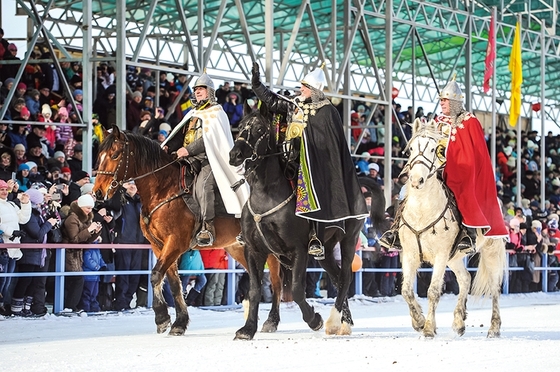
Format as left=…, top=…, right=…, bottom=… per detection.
left=2, top=293, right=560, bottom=372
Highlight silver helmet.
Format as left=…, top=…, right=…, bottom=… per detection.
left=439, top=75, right=463, bottom=102
left=301, top=64, right=327, bottom=91
left=193, top=71, right=215, bottom=90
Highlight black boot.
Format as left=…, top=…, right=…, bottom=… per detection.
left=457, top=227, right=477, bottom=254
left=379, top=229, right=402, bottom=251
left=185, top=289, right=200, bottom=306
left=196, top=220, right=215, bottom=247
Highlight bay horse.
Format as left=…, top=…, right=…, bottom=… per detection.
left=93, top=126, right=284, bottom=336
left=398, top=118, right=505, bottom=338
left=229, top=103, right=381, bottom=340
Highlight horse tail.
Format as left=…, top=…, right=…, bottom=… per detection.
left=471, top=237, right=506, bottom=298
left=358, top=176, right=389, bottom=232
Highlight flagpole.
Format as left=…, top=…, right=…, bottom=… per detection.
left=515, top=14, right=522, bottom=207
left=490, top=7, right=497, bottom=173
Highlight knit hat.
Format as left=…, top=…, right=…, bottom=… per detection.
left=73, top=89, right=83, bottom=97
left=58, top=106, right=68, bottom=117
left=13, top=143, right=26, bottom=152
left=0, top=180, right=8, bottom=189
left=18, top=163, right=30, bottom=172
left=548, top=213, right=559, bottom=222
left=72, top=170, right=90, bottom=182
left=509, top=218, right=520, bottom=228
left=132, top=91, right=143, bottom=99
left=80, top=183, right=95, bottom=195
left=25, top=188, right=44, bottom=206
left=531, top=220, right=542, bottom=229
left=20, top=107, right=30, bottom=117
left=368, top=163, right=380, bottom=172
left=4, top=78, right=15, bottom=86
left=25, top=161, right=38, bottom=171
left=61, top=167, right=72, bottom=174
left=7, top=43, right=17, bottom=51
left=77, top=194, right=95, bottom=208
left=159, top=123, right=172, bottom=133
left=17, top=82, right=27, bottom=90
left=74, top=144, right=83, bottom=153
left=521, top=199, right=530, bottom=209
left=42, top=104, right=52, bottom=116
left=54, top=151, right=65, bottom=159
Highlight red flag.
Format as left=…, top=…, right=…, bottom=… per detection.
left=483, top=13, right=496, bottom=94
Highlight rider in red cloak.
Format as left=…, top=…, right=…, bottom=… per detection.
left=380, top=77, right=508, bottom=252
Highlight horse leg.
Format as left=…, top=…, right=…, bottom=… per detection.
left=447, top=257, right=471, bottom=337
left=423, top=258, right=448, bottom=338
left=325, top=238, right=355, bottom=336
left=150, top=262, right=171, bottom=334
left=234, top=252, right=267, bottom=340
left=400, top=254, right=425, bottom=332
left=291, top=255, right=323, bottom=332
left=167, top=264, right=190, bottom=336
left=261, top=255, right=282, bottom=333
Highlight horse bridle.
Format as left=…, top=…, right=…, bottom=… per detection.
left=96, top=137, right=181, bottom=198
left=402, top=132, right=440, bottom=180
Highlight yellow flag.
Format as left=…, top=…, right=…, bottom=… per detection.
left=508, top=21, right=522, bottom=127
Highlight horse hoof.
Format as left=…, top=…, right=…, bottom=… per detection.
left=487, top=330, right=500, bottom=338
left=310, top=314, right=323, bottom=332
left=422, top=330, right=436, bottom=338
left=234, top=331, right=254, bottom=340
left=337, top=321, right=352, bottom=336
left=261, top=320, right=278, bottom=333
left=156, top=319, right=171, bottom=334
left=169, top=327, right=186, bottom=336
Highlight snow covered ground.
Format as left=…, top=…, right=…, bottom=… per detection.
left=2, top=292, right=560, bottom=372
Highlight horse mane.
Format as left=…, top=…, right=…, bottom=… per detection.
left=99, top=130, right=175, bottom=170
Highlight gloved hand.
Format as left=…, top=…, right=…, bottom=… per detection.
left=251, top=62, right=261, bottom=88
left=9, top=230, right=27, bottom=241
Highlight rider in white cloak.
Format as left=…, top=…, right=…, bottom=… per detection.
left=162, top=72, right=249, bottom=246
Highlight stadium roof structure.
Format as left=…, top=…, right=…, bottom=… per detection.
left=1, top=0, right=559, bottom=201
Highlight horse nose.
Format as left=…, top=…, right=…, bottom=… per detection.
left=410, top=176, right=424, bottom=189
left=229, top=147, right=241, bottom=166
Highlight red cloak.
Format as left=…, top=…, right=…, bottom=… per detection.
left=437, top=113, right=508, bottom=238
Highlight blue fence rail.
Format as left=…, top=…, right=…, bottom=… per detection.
left=2, top=243, right=559, bottom=313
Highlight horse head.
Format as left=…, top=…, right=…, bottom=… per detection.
left=405, top=118, right=444, bottom=189
left=93, top=125, right=130, bottom=199
left=229, top=101, right=275, bottom=170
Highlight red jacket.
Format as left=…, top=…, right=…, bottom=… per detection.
left=199, top=249, right=228, bottom=269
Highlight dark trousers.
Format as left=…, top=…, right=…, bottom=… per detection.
left=31, top=250, right=51, bottom=314
left=79, top=280, right=100, bottom=312
left=64, top=276, right=84, bottom=311
left=12, top=263, right=40, bottom=300
left=362, top=253, right=380, bottom=297
left=380, top=255, right=399, bottom=296
left=305, top=256, right=321, bottom=297
left=113, top=248, right=142, bottom=310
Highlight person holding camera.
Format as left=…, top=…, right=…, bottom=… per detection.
left=138, top=106, right=170, bottom=141
left=0, top=181, right=31, bottom=315
left=61, top=194, right=102, bottom=313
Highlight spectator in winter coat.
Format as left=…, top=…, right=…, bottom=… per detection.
left=78, top=244, right=107, bottom=312
left=10, top=188, right=57, bottom=316
left=179, top=250, right=207, bottom=306
left=61, top=194, right=102, bottom=312
left=200, top=249, right=228, bottom=306
left=25, top=89, right=41, bottom=119
left=0, top=180, right=31, bottom=315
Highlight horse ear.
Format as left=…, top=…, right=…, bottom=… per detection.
left=243, top=101, right=252, bottom=116
left=412, top=118, right=424, bottom=135
left=427, top=119, right=439, bottom=131
left=111, top=125, right=124, bottom=139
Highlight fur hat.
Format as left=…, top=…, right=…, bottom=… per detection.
left=77, top=194, right=95, bottom=208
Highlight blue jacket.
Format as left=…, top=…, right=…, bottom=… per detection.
left=83, top=248, right=106, bottom=281
left=25, top=96, right=41, bottom=117
left=179, top=250, right=204, bottom=276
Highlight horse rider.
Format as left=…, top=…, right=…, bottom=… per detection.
left=380, top=76, right=508, bottom=252
left=251, top=62, right=369, bottom=259
left=162, top=71, right=248, bottom=246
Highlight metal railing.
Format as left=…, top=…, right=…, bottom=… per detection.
left=2, top=244, right=559, bottom=313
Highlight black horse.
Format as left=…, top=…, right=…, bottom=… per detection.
left=229, top=102, right=384, bottom=340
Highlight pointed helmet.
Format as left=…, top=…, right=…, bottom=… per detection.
left=439, top=74, right=463, bottom=102
left=193, top=70, right=215, bottom=90
left=301, top=63, right=327, bottom=91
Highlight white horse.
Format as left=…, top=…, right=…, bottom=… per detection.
left=398, top=118, right=506, bottom=338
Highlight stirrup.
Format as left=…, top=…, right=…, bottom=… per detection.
left=236, top=233, right=245, bottom=246
left=457, top=236, right=476, bottom=255
left=379, top=230, right=402, bottom=251
left=196, top=229, right=214, bottom=247
left=308, top=237, right=325, bottom=260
